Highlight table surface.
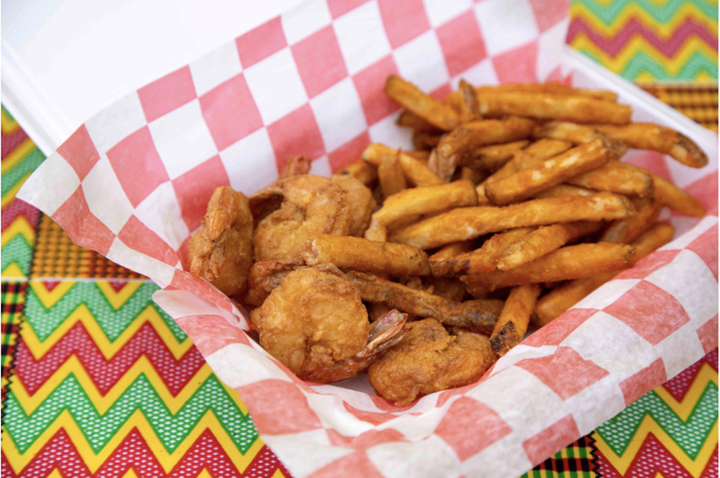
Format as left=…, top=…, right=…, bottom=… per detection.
left=2, top=1, right=718, bottom=477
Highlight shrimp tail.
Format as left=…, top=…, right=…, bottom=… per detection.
left=357, top=309, right=408, bottom=359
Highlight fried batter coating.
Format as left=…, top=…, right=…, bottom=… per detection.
left=188, top=187, right=253, bottom=298
left=250, top=265, right=407, bottom=383
left=331, top=174, right=377, bottom=236
left=368, top=319, right=497, bottom=406
left=252, top=175, right=353, bottom=263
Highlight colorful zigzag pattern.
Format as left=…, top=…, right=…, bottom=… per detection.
left=569, top=0, right=719, bottom=82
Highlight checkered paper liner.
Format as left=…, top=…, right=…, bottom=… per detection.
left=16, top=0, right=718, bottom=476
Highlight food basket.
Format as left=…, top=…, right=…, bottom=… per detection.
left=17, top=1, right=718, bottom=476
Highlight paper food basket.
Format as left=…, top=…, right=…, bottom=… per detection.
left=17, top=1, right=718, bottom=476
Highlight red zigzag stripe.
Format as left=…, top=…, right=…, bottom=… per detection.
left=596, top=433, right=717, bottom=478
left=1, top=129, right=29, bottom=160
left=567, top=16, right=719, bottom=57
left=13, top=321, right=206, bottom=396
left=1, top=199, right=40, bottom=232
left=661, top=349, right=718, bottom=402
left=0, top=428, right=291, bottom=478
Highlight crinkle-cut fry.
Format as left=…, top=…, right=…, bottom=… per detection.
left=346, top=271, right=504, bottom=334
left=534, top=184, right=595, bottom=199
left=279, top=154, right=312, bottom=179
left=474, top=84, right=618, bottom=102
left=566, top=162, right=654, bottom=197
left=413, top=130, right=443, bottom=150
left=437, top=116, right=536, bottom=159
left=461, top=167, right=488, bottom=185
left=475, top=92, right=632, bottom=124
left=600, top=197, right=663, bottom=243
left=459, top=79, right=482, bottom=122
left=486, top=138, right=612, bottom=205
left=462, top=242, right=636, bottom=294
left=533, top=121, right=606, bottom=145
left=615, top=162, right=706, bottom=217
left=440, top=228, right=536, bottom=277
left=306, top=235, right=430, bottom=276
left=389, top=192, right=635, bottom=249
left=378, top=151, right=407, bottom=199
left=497, top=221, right=604, bottom=271
left=373, top=180, right=477, bottom=228
left=591, top=123, right=708, bottom=168
left=396, top=110, right=439, bottom=132
left=364, top=219, right=388, bottom=242
left=385, top=75, right=460, bottom=131
left=363, top=143, right=445, bottom=186
left=534, top=223, right=674, bottom=326
left=491, top=283, right=541, bottom=355
left=337, top=160, right=378, bottom=186
left=459, top=140, right=530, bottom=171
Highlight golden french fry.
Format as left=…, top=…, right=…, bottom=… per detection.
left=491, top=283, right=541, bottom=355
left=497, top=221, right=604, bottom=271
left=413, top=130, right=443, bottom=150
left=459, top=140, right=530, bottom=171
left=475, top=84, right=618, bottom=102
left=389, top=192, right=635, bottom=249
left=533, top=121, right=605, bottom=144
left=364, top=219, right=388, bottom=242
left=378, top=151, right=407, bottom=199
left=385, top=75, right=460, bottom=131
left=396, top=110, right=439, bottom=132
left=429, top=240, right=476, bottom=264
left=534, top=184, right=595, bottom=199
left=486, top=138, right=612, bottom=205
left=427, top=149, right=457, bottom=182
left=363, top=143, right=445, bottom=186
left=373, top=180, right=477, bottom=228
left=615, top=163, right=706, bottom=217
left=306, top=235, right=430, bottom=276
left=459, top=79, right=482, bottom=122
left=437, top=116, right=537, bottom=160
left=337, top=160, right=378, bottom=186
left=461, top=167, right=488, bottom=185
left=346, top=271, right=504, bottom=334
left=404, top=150, right=431, bottom=162
left=462, top=243, right=636, bottom=294
left=600, top=197, right=663, bottom=243
left=566, top=162, right=654, bottom=197
left=475, top=92, right=632, bottom=124
left=534, top=223, right=675, bottom=326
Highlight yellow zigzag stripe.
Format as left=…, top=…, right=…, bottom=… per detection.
left=20, top=303, right=192, bottom=360
left=655, top=363, right=719, bottom=421
left=1, top=138, right=36, bottom=174
left=1, top=263, right=26, bottom=279
left=571, top=2, right=719, bottom=36
left=1, top=109, right=20, bottom=135
left=2, top=408, right=264, bottom=475
left=570, top=35, right=718, bottom=74
left=29, top=281, right=147, bottom=310
left=95, top=282, right=146, bottom=310
left=1, top=216, right=36, bottom=247
left=1, top=172, right=31, bottom=208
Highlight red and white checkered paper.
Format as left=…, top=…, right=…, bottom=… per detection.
left=17, top=0, right=718, bottom=476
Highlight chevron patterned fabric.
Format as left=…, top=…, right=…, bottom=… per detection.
left=1, top=4, right=718, bottom=475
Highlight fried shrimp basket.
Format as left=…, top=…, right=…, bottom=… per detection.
left=18, top=1, right=717, bottom=476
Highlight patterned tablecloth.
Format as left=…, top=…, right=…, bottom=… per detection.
left=1, top=1, right=718, bottom=476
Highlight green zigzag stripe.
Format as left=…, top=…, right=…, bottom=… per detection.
left=1, top=234, right=33, bottom=277
left=1, top=147, right=46, bottom=197
left=24, top=282, right=186, bottom=343
left=596, top=381, right=718, bottom=459
left=3, top=373, right=258, bottom=454
left=572, top=0, right=719, bottom=25
left=577, top=48, right=719, bottom=81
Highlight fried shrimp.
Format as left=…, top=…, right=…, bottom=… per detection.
left=252, top=175, right=353, bottom=263
left=188, top=187, right=253, bottom=298
left=331, top=174, right=377, bottom=236
left=368, top=319, right=497, bottom=405
left=250, top=265, right=408, bottom=383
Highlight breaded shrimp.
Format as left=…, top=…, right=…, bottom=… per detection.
left=331, top=174, right=376, bottom=236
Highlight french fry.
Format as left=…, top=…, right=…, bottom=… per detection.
left=459, top=140, right=530, bottom=171
left=346, top=271, right=504, bottom=334
left=306, top=235, right=430, bottom=276
left=385, top=75, right=460, bottom=131
left=485, top=138, right=612, bottom=205
left=437, top=116, right=537, bottom=159
left=459, top=79, right=482, bottom=122
left=615, top=163, right=706, bottom=217
left=461, top=167, right=488, bottom=185
left=475, top=92, right=632, bottom=124
left=533, top=121, right=605, bottom=145
left=364, top=219, right=388, bottom=242
left=566, top=162, right=654, bottom=197
left=490, top=283, right=541, bottom=355
left=497, top=221, right=604, bottom=271
left=396, top=110, right=439, bottom=132
left=534, top=184, right=594, bottom=199
left=475, top=84, right=618, bottom=102
left=592, top=123, right=708, bottom=168
left=534, top=223, right=675, bottom=326
left=425, top=276, right=467, bottom=302
left=337, top=160, right=378, bottom=186
left=378, top=151, right=407, bottom=198
left=404, top=150, right=431, bottom=163
left=413, top=130, right=443, bottom=150
left=373, top=180, right=477, bottom=228
left=429, top=240, right=476, bottom=264
left=427, top=149, right=456, bottom=182
left=600, top=197, right=663, bottom=243
left=434, top=228, right=536, bottom=277
left=363, top=143, right=445, bottom=186
left=389, top=192, right=635, bottom=249
left=462, top=243, right=636, bottom=294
